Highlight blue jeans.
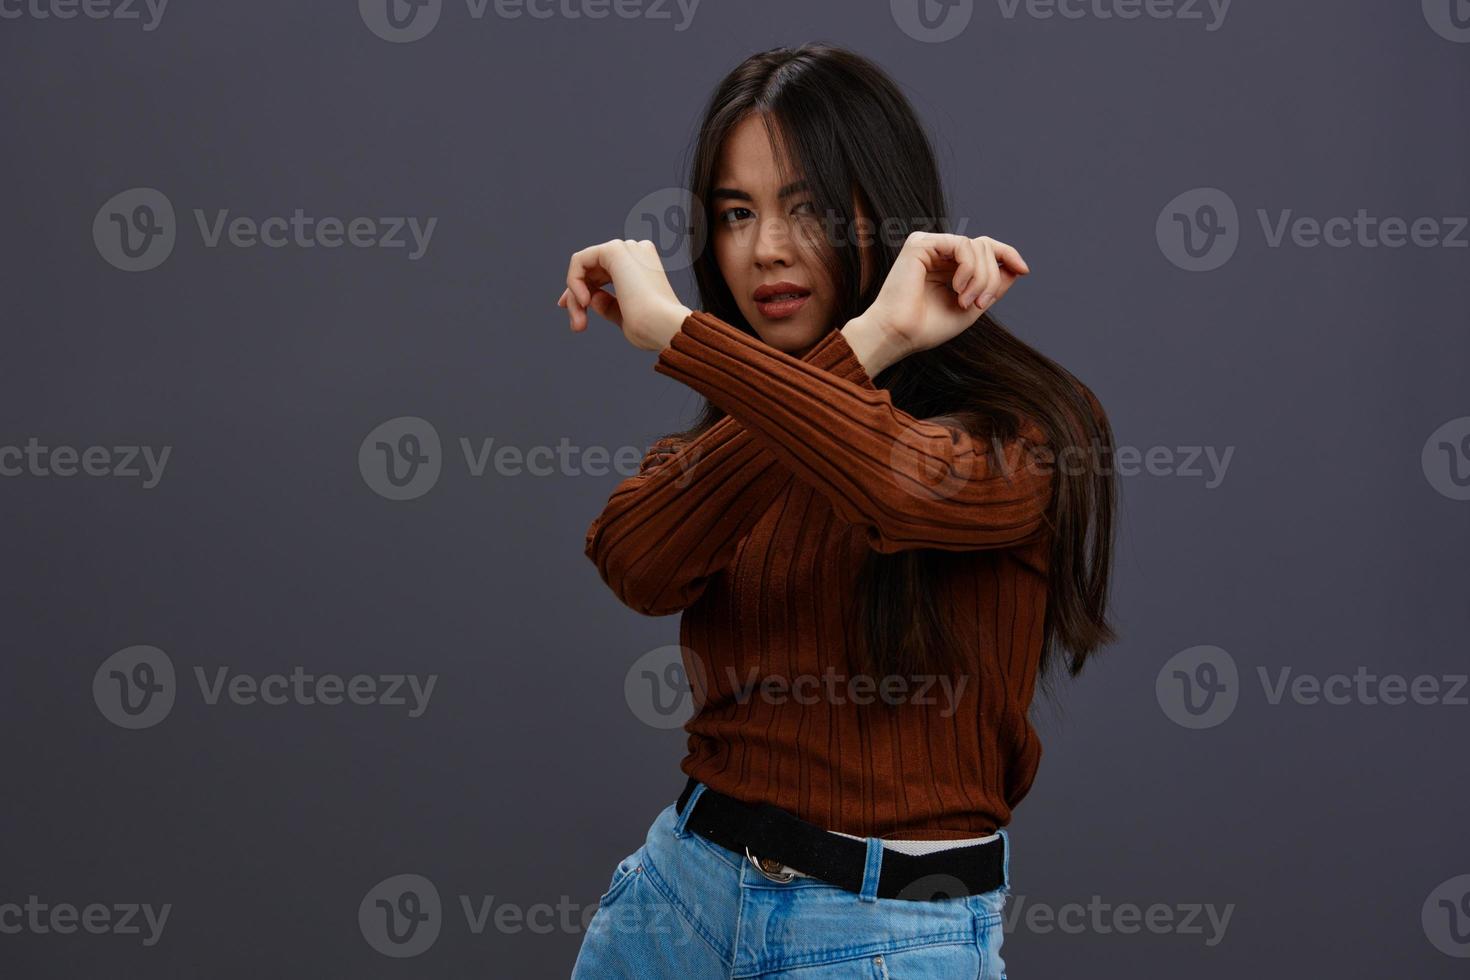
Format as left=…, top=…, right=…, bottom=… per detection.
left=570, top=782, right=1011, bottom=979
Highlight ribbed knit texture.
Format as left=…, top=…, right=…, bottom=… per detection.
left=585, top=310, right=1055, bottom=839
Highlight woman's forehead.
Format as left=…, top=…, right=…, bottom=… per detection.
left=714, top=116, right=800, bottom=188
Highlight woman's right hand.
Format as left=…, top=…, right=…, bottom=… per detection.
left=558, top=239, right=692, bottom=353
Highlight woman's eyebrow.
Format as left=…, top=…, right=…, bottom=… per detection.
left=710, top=179, right=811, bottom=202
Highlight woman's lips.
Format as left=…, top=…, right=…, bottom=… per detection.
left=755, top=293, right=810, bottom=319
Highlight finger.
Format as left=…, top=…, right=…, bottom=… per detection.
left=566, top=273, right=596, bottom=331
left=976, top=239, right=1018, bottom=310
left=586, top=288, right=623, bottom=331
left=567, top=287, right=583, bottom=331
left=907, top=231, right=965, bottom=284
left=954, top=237, right=983, bottom=308
left=963, top=239, right=997, bottom=309
left=565, top=244, right=613, bottom=330
left=973, top=238, right=1000, bottom=309
left=988, top=245, right=1021, bottom=305
left=564, top=252, right=588, bottom=330
left=951, top=237, right=979, bottom=304
left=564, top=284, right=578, bottom=329
left=963, top=238, right=996, bottom=309
left=565, top=249, right=591, bottom=308
left=989, top=238, right=1030, bottom=276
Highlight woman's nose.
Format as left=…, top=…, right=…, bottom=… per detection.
left=754, top=218, right=794, bottom=266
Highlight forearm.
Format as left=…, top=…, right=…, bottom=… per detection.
left=585, top=321, right=871, bottom=615
left=655, top=310, right=1054, bottom=554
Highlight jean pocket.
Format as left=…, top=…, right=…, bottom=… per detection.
left=596, top=847, right=645, bottom=909
left=969, top=884, right=1008, bottom=922
left=975, top=906, right=1007, bottom=980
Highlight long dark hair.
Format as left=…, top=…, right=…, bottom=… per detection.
left=668, top=43, right=1117, bottom=699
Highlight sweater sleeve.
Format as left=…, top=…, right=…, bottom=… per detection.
left=653, top=310, right=1055, bottom=554
left=584, top=323, right=874, bottom=616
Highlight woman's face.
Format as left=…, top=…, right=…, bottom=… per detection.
left=709, top=114, right=871, bottom=355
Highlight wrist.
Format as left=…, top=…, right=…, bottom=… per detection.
left=841, top=313, right=909, bottom=376
left=658, top=302, right=694, bottom=352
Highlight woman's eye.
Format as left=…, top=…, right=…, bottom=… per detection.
left=792, top=200, right=817, bottom=215
left=719, top=207, right=753, bottom=224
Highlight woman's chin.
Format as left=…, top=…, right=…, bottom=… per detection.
left=749, top=314, right=827, bottom=354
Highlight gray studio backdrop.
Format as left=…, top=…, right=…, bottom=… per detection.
left=2, top=1, right=1467, bottom=976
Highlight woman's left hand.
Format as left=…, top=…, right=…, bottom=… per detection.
left=847, top=232, right=1030, bottom=373
left=558, top=239, right=691, bottom=352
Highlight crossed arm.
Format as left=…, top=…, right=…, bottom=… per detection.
left=584, top=311, right=1054, bottom=616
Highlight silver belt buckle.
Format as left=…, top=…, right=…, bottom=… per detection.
left=745, top=845, right=797, bottom=882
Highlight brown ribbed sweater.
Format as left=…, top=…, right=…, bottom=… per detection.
left=585, top=310, right=1055, bottom=839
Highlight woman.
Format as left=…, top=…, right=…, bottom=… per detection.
left=560, top=43, right=1116, bottom=980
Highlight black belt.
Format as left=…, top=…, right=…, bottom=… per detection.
left=674, top=777, right=1005, bottom=902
